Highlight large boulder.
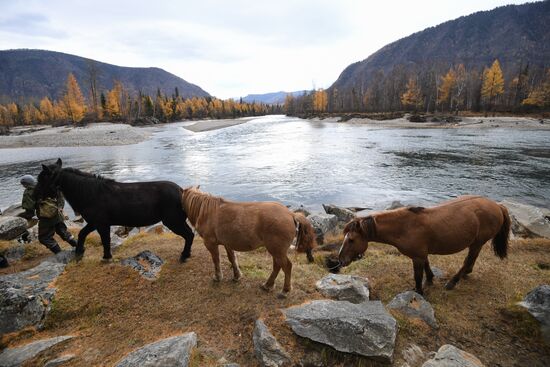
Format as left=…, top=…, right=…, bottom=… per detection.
left=315, top=274, right=369, bottom=303
left=253, top=320, right=291, bottom=367
left=387, top=291, right=438, bottom=329
left=501, top=200, right=550, bottom=238
left=115, top=332, right=197, bottom=367
left=0, top=336, right=74, bottom=367
left=519, top=284, right=550, bottom=343
left=307, top=213, right=338, bottom=243
left=0, top=216, right=28, bottom=241
left=121, top=250, right=164, bottom=280
left=322, top=204, right=355, bottom=223
left=44, top=354, right=76, bottom=367
left=422, top=345, right=484, bottom=367
left=0, top=259, right=68, bottom=334
left=1, top=204, right=25, bottom=218
left=283, top=300, right=397, bottom=362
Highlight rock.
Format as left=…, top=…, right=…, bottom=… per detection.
left=422, top=345, right=484, bottom=367
left=387, top=291, right=438, bottom=329
left=44, top=354, right=76, bottom=367
left=430, top=266, right=445, bottom=279
left=253, top=320, right=291, bottom=367
left=501, top=200, right=550, bottom=238
left=315, top=274, right=369, bottom=303
left=346, top=206, right=370, bottom=213
left=386, top=201, right=406, bottom=210
left=0, top=336, right=73, bottom=367
left=145, top=224, right=167, bottom=234
left=47, top=250, right=76, bottom=264
left=0, top=216, right=28, bottom=240
left=222, top=364, right=240, bottom=367
left=401, top=344, right=427, bottom=367
left=287, top=204, right=311, bottom=217
left=322, top=204, right=355, bottom=223
left=113, top=226, right=140, bottom=238
left=307, top=213, right=338, bottom=244
left=115, top=332, right=197, bottom=367
left=283, top=300, right=397, bottom=362
left=0, top=260, right=67, bottom=334
left=121, top=250, right=164, bottom=280
left=4, top=244, right=26, bottom=262
left=1, top=204, right=25, bottom=218
left=111, top=233, right=125, bottom=250
left=519, top=284, right=550, bottom=342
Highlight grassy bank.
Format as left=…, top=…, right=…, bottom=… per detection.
left=1, top=230, right=549, bottom=366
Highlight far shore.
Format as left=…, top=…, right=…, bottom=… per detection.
left=182, top=117, right=255, bottom=132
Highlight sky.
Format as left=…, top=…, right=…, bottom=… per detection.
left=0, top=0, right=531, bottom=99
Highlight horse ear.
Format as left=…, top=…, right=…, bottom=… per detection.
left=196, top=185, right=200, bottom=190
left=42, top=164, right=50, bottom=173
left=56, top=158, right=62, bottom=167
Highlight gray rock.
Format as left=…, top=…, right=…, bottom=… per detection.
left=315, top=274, right=369, bottom=303
left=386, top=201, right=406, bottom=210
left=47, top=250, right=76, bottom=264
left=387, top=291, right=438, bottom=329
left=115, top=332, right=197, bottom=367
left=121, top=250, right=164, bottom=280
left=111, top=233, right=125, bottom=250
left=401, top=344, right=427, bottom=367
left=283, top=300, right=397, bottom=362
left=44, top=354, right=76, bottom=367
left=1, top=204, right=25, bottom=218
left=322, top=204, right=355, bottom=223
left=222, top=364, right=240, bottom=367
left=0, top=260, right=67, bottom=334
left=253, top=319, right=291, bottom=367
left=519, top=284, right=550, bottom=343
left=0, top=216, right=28, bottom=240
left=0, top=336, right=73, bottom=367
left=430, top=266, right=445, bottom=279
left=501, top=200, right=550, bottom=238
left=4, top=245, right=26, bottom=262
left=422, top=345, right=484, bottom=367
left=145, top=224, right=168, bottom=234
left=307, top=213, right=338, bottom=237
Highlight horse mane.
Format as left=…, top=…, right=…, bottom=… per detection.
left=344, top=216, right=377, bottom=240
left=407, top=206, right=425, bottom=213
left=58, top=168, right=115, bottom=211
left=182, top=188, right=225, bottom=228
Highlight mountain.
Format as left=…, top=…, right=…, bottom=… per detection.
left=0, top=49, right=210, bottom=102
left=330, top=1, right=550, bottom=92
left=240, top=90, right=307, bottom=104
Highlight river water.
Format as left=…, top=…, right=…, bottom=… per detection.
left=1, top=115, right=549, bottom=212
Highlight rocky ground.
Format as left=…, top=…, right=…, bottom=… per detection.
left=0, top=202, right=549, bottom=366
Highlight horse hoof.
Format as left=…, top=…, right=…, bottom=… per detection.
left=260, top=284, right=273, bottom=292
left=179, top=254, right=190, bottom=263
left=277, top=292, right=289, bottom=299
left=444, top=281, right=456, bottom=290
left=212, top=276, right=222, bottom=282
left=101, top=258, right=113, bottom=263
left=232, top=276, right=241, bottom=283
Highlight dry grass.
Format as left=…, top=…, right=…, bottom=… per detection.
left=1, top=232, right=549, bottom=366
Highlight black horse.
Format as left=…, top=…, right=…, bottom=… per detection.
left=34, top=159, right=194, bottom=261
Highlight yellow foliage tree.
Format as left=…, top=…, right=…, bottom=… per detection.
left=39, top=97, right=55, bottom=123
left=401, top=78, right=423, bottom=111
left=438, top=68, right=457, bottom=110
left=312, top=89, right=328, bottom=113
left=522, top=69, right=550, bottom=108
left=63, top=73, right=86, bottom=123
left=481, top=59, right=505, bottom=112
left=106, top=81, right=123, bottom=119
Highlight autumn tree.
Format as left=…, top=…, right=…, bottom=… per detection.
left=481, top=60, right=505, bottom=114
left=401, top=78, right=423, bottom=111
left=438, top=68, right=456, bottom=111
left=63, top=73, right=86, bottom=123
left=312, top=89, right=328, bottom=113
left=39, top=97, right=55, bottom=123
left=522, top=69, right=550, bottom=109
left=106, top=81, right=123, bottom=119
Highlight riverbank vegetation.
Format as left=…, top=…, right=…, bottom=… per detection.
left=285, top=60, right=550, bottom=117
left=0, top=73, right=282, bottom=129
left=1, top=230, right=549, bottom=366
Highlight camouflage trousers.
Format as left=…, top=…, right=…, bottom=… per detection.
left=38, top=221, right=76, bottom=252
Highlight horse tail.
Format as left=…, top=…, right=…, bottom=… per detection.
left=293, top=213, right=316, bottom=259
left=492, top=204, right=510, bottom=259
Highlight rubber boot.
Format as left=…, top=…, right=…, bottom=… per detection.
left=68, top=238, right=77, bottom=247
left=50, top=245, right=62, bottom=254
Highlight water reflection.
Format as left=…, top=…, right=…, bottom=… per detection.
left=1, top=115, right=549, bottom=211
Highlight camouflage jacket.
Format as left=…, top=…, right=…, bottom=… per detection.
left=21, top=187, right=36, bottom=212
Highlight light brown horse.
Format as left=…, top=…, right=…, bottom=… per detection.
left=338, top=196, right=510, bottom=294
left=181, top=187, right=316, bottom=297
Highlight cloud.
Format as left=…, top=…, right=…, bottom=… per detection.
left=0, top=12, right=68, bottom=38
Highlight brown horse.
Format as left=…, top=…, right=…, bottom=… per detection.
left=338, top=195, right=510, bottom=294
left=181, top=187, right=316, bottom=297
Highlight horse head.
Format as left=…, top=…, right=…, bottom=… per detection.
left=338, top=216, right=376, bottom=267
left=35, top=158, right=63, bottom=200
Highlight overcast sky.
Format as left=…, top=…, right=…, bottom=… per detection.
left=0, top=0, right=530, bottom=98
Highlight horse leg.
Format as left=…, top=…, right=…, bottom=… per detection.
left=163, top=218, right=194, bottom=262
left=97, top=225, right=112, bottom=261
left=424, top=257, right=435, bottom=285
left=445, top=244, right=482, bottom=290
left=76, top=224, right=95, bottom=259
left=278, top=255, right=293, bottom=298
left=225, top=246, right=242, bottom=281
left=206, top=243, right=222, bottom=282
left=261, top=257, right=281, bottom=292
left=412, top=258, right=425, bottom=295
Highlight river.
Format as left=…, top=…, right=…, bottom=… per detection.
left=1, top=115, right=549, bottom=212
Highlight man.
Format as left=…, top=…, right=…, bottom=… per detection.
left=20, top=175, right=37, bottom=220
left=36, top=188, right=77, bottom=254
